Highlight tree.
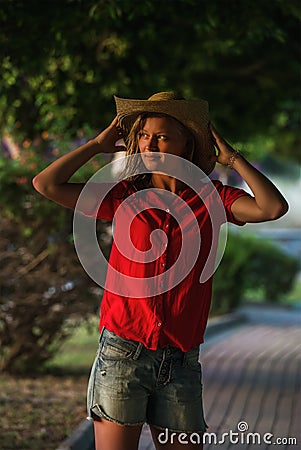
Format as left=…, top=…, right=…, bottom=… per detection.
left=0, top=146, right=113, bottom=372
left=0, top=0, right=300, bottom=160
left=212, top=233, right=300, bottom=314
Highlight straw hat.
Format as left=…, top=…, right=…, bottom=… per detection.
left=114, top=91, right=216, bottom=174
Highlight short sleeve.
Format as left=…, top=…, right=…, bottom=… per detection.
left=77, top=181, right=128, bottom=221
left=213, top=180, right=250, bottom=226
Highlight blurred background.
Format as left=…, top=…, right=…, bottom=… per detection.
left=0, top=1, right=300, bottom=449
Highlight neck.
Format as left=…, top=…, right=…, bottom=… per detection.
left=151, top=173, right=185, bottom=194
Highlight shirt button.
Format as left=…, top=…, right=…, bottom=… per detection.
left=161, top=263, right=166, bottom=267
left=165, top=224, right=169, bottom=228
left=157, top=322, right=162, bottom=327
left=166, top=208, right=170, bottom=213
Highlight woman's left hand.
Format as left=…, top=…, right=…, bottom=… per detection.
left=209, top=123, right=236, bottom=167
left=209, top=124, right=288, bottom=223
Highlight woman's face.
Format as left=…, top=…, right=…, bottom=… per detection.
left=138, top=116, right=188, bottom=170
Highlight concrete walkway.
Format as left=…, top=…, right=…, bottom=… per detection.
left=139, top=305, right=301, bottom=450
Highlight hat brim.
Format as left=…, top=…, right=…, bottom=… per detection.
left=114, top=95, right=216, bottom=175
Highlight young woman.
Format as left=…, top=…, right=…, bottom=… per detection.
left=33, top=92, right=288, bottom=450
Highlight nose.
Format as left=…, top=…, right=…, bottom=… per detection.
left=146, top=135, right=158, bottom=150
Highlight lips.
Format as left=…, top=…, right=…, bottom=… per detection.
left=142, top=152, right=161, bottom=160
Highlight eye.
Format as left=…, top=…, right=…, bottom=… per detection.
left=139, top=132, right=149, bottom=139
left=158, top=135, right=168, bottom=141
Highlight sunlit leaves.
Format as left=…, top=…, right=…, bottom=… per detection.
left=0, top=0, right=300, bottom=160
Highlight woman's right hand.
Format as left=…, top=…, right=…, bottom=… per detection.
left=33, top=116, right=126, bottom=210
left=92, top=116, right=126, bottom=153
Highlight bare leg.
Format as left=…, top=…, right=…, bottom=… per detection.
left=150, top=425, right=203, bottom=450
left=94, top=418, right=143, bottom=450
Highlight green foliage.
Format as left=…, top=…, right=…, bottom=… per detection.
left=242, top=237, right=300, bottom=300
left=212, top=232, right=300, bottom=314
left=0, top=139, right=105, bottom=227
left=0, top=0, right=300, bottom=160
left=0, top=152, right=65, bottom=233
left=0, top=145, right=108, bottom=373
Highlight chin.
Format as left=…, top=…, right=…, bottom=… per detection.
left=141, top=155, right=162, bottom=171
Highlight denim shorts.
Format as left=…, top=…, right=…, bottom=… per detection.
left=87, top=327, right=207, bottom=433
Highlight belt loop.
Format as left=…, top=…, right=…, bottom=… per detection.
left=133, top=342, right=143, bottom=360
left=181, top=350, right=186, bottom=367
left=98, top=326, right=106, bottom=353
left=99, top=326, right=105, bottom=342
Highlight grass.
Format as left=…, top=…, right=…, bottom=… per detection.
left=46, top=317, right=100, bottom=373
left=0, top=373, right=88, bottom=450
left=0, top=317, right=100, bottom=450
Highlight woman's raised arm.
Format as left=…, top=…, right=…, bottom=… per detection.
left=210, top=124, right=289, bottom=223
left=32, top=117, right=122, bottom=210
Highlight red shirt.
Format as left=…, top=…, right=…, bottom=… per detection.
left=82, top=179, right=248, bottom=352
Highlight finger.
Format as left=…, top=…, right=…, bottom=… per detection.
left=114, top=118, right=124, bottom=137
left=209, top=122, right=217, bottom=133
left=111, top=116, right=119, bottom=126
left=209, top=123, right=222, bottom=141
left=209, top=122, right=216, bottom=132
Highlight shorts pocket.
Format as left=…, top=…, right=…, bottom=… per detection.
left=100, top=340, right=134, bottom=360
left=99, top=330, right=138, bottom=366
